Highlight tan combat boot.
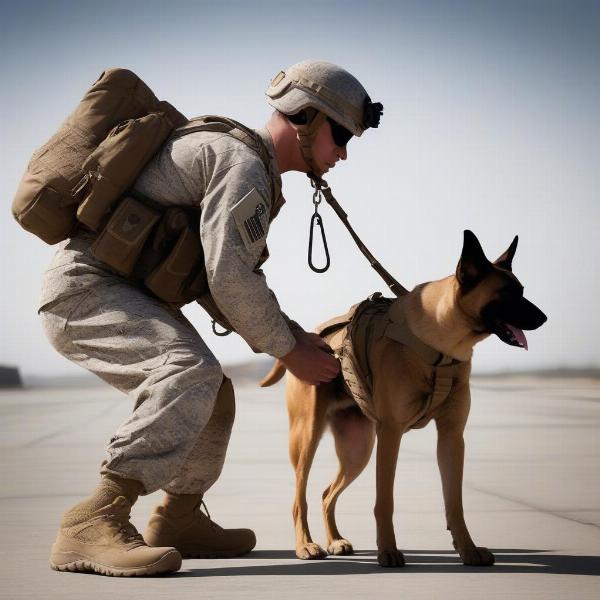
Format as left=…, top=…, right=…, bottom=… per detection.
left=50, top=476, right=181, bottom=576
left=145, top=493, right=256, bottom=558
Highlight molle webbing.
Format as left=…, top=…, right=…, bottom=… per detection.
left=318, top=295, right=392, bottom=422
left=11, top=68, right=187, bottom=244
left=88, top=117, right=279, bottom=308
left=321, top=294, right=463, bottom=425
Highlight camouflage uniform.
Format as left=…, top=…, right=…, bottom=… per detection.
left=39, top=127, right=295, bottom=495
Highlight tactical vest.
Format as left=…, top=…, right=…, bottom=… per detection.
left=317, top=293, right=466, bottom=426
left=88, top=116, right=282, bottom=310
left=11, top=69, right=282, bottom=324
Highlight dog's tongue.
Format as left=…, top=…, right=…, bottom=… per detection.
left=507, top=324, right=528, bottom=350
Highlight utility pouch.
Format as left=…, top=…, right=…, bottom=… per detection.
left=76, top=112, right=174, bottom=231
left=12, top=182, right=78, bottom=245
left=12, top=126, right=95, bottom=244
left=144, top=226, right=205, bottom=304
left=12, top=68, right=186, bottom=245
left=91, top=195, right=160, bottom=276
left=133, top=207, right=190, bottom=277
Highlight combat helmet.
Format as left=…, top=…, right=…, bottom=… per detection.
left=265, top=60, right=383, bottom=179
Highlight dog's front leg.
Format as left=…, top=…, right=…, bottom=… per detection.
left=436, top=423, right=495, bottom=566
left=374, top=423, right=405, bottom=567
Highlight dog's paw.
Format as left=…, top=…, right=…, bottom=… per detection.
left=296, top=543, right=328, bottom=560
left=327, top=539, right=354, bottom=555
left=377, top=549, right=406, bottom=567
left=459, top=546, right=495, bottom=566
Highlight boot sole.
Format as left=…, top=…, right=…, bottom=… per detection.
left=178, top=541, right=256, bottom=559
left=50, top=549, right=182, bottom=577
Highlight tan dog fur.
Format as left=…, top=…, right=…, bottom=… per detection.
left=261, top=232, right=546, bottom=568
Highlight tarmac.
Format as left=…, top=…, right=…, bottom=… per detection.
left=1, top=372, right=599, bottom=599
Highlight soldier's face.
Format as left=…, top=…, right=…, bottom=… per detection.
left=311, top=119, right=348, bottom=174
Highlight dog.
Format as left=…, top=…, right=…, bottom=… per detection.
left=261, top=230, right=547, bottom=567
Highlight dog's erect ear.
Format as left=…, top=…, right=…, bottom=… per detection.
left=456, top=230, right=490, bottom=290
left=494, top=235, right=519, bottom=271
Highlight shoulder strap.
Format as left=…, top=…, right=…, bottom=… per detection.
left=171, top=115, right=271, bottom=171
left=171, top=115, right=279, bottom=219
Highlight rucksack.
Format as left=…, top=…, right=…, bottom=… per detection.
left=11, top=68, right=187, bottom=244
left=11, top=68, right=278, bottom=313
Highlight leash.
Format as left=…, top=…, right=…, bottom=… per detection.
left=308, top=176, right=410, bottom=297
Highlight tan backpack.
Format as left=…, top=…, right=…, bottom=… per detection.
left=11, top=68, right=187, bottom=244
left=11, top=69, right=278, bottom=314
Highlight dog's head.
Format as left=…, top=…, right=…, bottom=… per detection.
left=455, top=230, right=547, bottom=349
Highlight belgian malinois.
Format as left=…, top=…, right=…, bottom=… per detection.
left=261, top=230, right=547, bottom=567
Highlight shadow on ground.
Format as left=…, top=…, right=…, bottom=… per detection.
left=176, top=549, right=600, bottom=577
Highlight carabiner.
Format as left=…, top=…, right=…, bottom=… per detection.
left=308, top=211, right=330, bottom=273
left=212, top=319, right=232, bottom=336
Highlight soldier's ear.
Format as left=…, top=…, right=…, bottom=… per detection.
left=494, top=235, right=518, bottom=271
left=456, top=230, right=491, bottom=291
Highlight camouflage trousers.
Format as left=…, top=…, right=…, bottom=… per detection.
left=39, top=279, right=235, bottom=496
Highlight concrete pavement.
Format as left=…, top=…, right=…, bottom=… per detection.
left=1, top=372, right=598, bottom=599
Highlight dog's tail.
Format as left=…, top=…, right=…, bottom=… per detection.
left=260, top=360, right=287, bottom=387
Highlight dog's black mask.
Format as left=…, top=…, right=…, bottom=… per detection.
left=456, top=230, right=547, bottom=349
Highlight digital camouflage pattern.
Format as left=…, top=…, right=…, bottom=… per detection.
left=39, top=127, right=295, bottom=493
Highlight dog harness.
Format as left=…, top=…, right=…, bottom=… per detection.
left=317, top=293, right=464, bottom=426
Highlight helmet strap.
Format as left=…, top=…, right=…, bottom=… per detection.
left=296, top=110, right=327, bottom=179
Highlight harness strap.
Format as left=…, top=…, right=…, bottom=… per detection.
left=325, top=293, right=465, bottom=427
left=385, top=321, right=442, bottom=365
left=384, top=297, right=461, bottom=367
left=411, top=364, right=456, bottom=429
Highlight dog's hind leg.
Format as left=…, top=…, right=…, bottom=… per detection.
left=287, top=377, right=330, bottom=560
left=322, top=406, right=375, bottom=555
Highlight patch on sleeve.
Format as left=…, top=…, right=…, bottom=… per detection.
left=231, top=188, right=269, bottom=250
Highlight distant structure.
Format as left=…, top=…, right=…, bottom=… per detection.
left=0, top=366, right=22, bottom=388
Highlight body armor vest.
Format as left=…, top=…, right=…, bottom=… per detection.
left=88, top=115, right=282, bottom=309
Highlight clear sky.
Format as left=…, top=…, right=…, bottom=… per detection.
left=1, top=0, right=599, bottom=377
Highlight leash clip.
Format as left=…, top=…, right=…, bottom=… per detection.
left=308, top=188, right=330, bottom=273
left=212, top=319, right=232, bottom=336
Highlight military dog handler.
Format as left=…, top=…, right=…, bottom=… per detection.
left=35, top=60, right=383, bottom=576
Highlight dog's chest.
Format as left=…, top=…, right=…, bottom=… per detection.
left=407, top=364, right=457, bottom=429
left=322, top=297, right=467, bottom=427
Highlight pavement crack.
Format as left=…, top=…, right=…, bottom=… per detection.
left=21, top=399, right=122, bottom=448
left=464, top=482, right=600, bottom=530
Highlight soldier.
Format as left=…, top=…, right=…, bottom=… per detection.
left=39, top=60, right=383, bottom=576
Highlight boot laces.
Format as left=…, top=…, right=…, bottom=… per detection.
left=194, top=500, right=222, bottom=532
left=102, top=513, right=145, bottom=544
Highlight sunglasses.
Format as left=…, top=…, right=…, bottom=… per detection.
left=326, top=117, right=353, bottom=148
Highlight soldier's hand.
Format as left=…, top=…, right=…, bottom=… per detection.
left=281, top=331, right=340, bottom=386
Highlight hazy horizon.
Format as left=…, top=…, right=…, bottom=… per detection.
left=1, top=0, right=599, bottom=377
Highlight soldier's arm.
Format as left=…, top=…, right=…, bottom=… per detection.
left=199, top=157, right=296, bottom=358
